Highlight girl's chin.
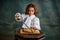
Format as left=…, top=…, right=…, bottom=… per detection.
left=29, top=14, right=34, bottom=16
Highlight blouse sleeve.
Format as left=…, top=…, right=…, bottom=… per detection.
left=33, top=17, right=41, bottom=30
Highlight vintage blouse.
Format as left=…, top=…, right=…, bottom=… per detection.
left=15, top=13, right=41, bottom=30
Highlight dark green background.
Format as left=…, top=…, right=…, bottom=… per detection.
left=0, top=0, right=60, bottom=40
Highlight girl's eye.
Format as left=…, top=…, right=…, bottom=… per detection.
left=32, top=10, right=33, bottom=12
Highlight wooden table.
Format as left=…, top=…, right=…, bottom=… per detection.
left=15, top=30, right=45, bottom=40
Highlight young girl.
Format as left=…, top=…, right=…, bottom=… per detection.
left=15, top=4, right=41, bottom=30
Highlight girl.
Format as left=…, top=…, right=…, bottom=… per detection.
left=15, top=4, right=41, bottom=30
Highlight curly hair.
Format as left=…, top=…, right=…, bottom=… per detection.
left=25, top=4, right=38, bottom=16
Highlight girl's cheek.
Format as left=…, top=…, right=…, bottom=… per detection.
left=28, top=10, right=34, bottom=15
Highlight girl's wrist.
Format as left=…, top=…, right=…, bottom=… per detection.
left=31, top=26, right=36, bottom=29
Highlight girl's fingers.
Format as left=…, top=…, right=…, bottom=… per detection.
left=31, top=26, right=36, bottom=29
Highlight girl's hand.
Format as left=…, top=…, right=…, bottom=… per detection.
left=15, top=13, right=21, bottom=20
left=31, top=25, right=36, bottom=29
left=15, top=13, right=20, bottom=17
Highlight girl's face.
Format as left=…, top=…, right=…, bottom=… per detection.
left=28, top=7, right=35, bottom=16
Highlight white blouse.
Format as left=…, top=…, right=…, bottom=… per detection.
left=15, top=13, right=41, bottom=30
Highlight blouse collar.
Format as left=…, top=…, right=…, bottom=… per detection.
left=28, top=15, right=36, bottom=19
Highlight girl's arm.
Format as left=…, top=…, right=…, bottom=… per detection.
left=31, top=18, right=41, bottom=30
left=15, top=13, right=28, bottom=22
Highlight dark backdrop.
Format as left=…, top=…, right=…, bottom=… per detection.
left=0, top=0, right=60, bottom=40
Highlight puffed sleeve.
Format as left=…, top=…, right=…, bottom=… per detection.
left=33, top=17, right=41, bottom=30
